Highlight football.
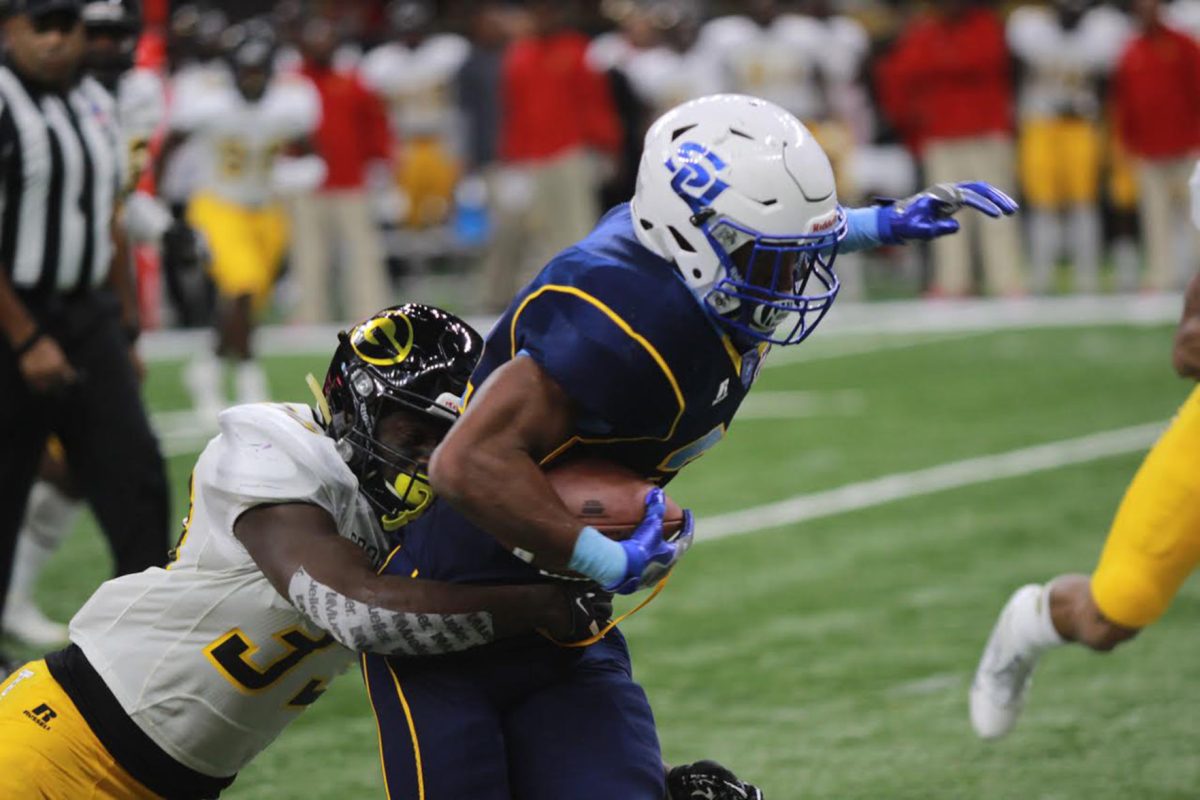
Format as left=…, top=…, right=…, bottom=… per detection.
left=546, top=458, right=685, bottom=540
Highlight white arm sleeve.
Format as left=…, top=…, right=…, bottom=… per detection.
left=287, top=567, right=495, bottom=656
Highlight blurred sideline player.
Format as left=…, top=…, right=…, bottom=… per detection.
left=970, top=172, right=1200, bottom=739
left=160, top=22, right=325, bottom=419
left=2, top=0, right=175, bottom=649
left=624, top=1, right=723, bottom=123
left=699, top=0, right=868, bottom=202
left=699, top=0, right=868, bottom=299
left=0, top=304, right=614, bottom=798
left=361, top=0, right=467, bottom=230
left=1007, top=0, right=1130, bottom=294
left=362, top=94, right=1018, bottom=798
left=158, top=4, right=230, bottom=328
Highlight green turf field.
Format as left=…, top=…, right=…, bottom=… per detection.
left=9, top=321, right=1199, bottom=799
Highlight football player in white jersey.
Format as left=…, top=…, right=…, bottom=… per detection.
left=360, top=0, right=469, bottom=229
left=0, top=304, right=609, bottom=799
left=625, top=1, right=724, bottom=123
left=1007, top=0, right=1131, bottom=294
left=160, top=21, right=326, bottom=418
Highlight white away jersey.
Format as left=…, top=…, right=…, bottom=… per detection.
left=115, top=67, right=166, bottom=191
left=1007, top=5, right=1131, bottom=120
left=698, top=13, right=868, bottom=122
left=625, top=44, right=725, bottom=121
left=168, top=73, right=320, bottom=206
left=360, top=34, right=468, bottom=139
left=69, top=403, right=391, bottom=778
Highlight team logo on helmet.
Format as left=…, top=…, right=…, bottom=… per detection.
left=665, top=142, right=729, bottom=212
left=350, top=314, right=414, bottom=366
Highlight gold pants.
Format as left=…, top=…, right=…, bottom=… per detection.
left=0, top=660, right=159, bottom=798
left=1092, top=386, right=1200, bottom=627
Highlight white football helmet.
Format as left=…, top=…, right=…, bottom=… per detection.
left=631, top=94, right=846, bottom=345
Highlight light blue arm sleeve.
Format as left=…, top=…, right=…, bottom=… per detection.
left=840, top=206, right=887, bottom=253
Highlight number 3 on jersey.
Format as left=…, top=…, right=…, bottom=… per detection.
left=204, top=626, right=336, bottom=707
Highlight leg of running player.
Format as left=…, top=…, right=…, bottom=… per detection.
left=360, top=548, right=514, bottom=800
left=223, top=293, right=268, bottom=404
left=503, top=630, right=665, bottom=800
left=3, top=444, right=79, bottom=647
left=971, top=383, right=1200, bottom=738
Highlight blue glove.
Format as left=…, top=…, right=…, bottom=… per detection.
left=876, top=181, right=1019, bottom=244
left=605, top=488, right=694, bottom=595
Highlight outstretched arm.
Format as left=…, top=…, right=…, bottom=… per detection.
left=234, top=502, right=605, bottom=653
left=840, top=182, right=1019, bottom=253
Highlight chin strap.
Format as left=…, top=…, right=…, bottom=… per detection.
left=305, top=373, right=332, bottom=425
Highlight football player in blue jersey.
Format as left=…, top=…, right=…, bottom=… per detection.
left=363, top=94, right=1018, bottom=799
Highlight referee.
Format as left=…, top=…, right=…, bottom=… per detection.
left=0, top=0, right=168, bottom=672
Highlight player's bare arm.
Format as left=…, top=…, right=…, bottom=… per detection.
left=235, top=500, right=596, bottom=651
left=428, top=355, right=582, bottom=567
left=1173, top=270, right=1200, bottom=379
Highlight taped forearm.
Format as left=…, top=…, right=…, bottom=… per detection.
left=287, top=567, right=495, bottom=656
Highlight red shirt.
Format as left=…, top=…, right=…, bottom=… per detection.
left=499, top=31, right=621, bottom=163
left=299, top=61, right=392, bottom=190
left=875, top=9, right=1013, bottom=153
left=1113, top=24, right=1200, bottom=159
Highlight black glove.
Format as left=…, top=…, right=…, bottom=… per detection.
left=161, top=217, right=214, bottom=327
left=161, top=217, right=209, bottom=275
left=667, top=760, right=764, bottom=800
left=559, top=586, right=614, bottom=643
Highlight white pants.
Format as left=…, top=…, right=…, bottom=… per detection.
left=922, top=136, right=1024, bottom=296
left=289, top=190, right=391, bottom=324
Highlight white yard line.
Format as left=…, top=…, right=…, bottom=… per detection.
left=139, top=294, right=1182, bottom=363
left=701, top=422, right=1165, bottom=540
left=737, top=390, right=866, bottom=418
left=764, top=331, right=989, bottom=368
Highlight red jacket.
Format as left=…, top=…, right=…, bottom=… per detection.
left=876, top=9, right=1013, bottom=153
left=1113, top=23, right=1200, bottom=159
left=300, top=61, right=392, bottom=190
left=499, top=31, right=621, bottom=163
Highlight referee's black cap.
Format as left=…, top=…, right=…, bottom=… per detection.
left=2, top=0, right=84, bottom=19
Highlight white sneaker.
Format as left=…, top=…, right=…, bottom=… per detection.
left=235, top=361, right=270, bottom=405
left=184, top=356, right=225, bottom=425
left=2, top=598, right=68, bottom=648
left=970, top=584, right=1044, bottom=739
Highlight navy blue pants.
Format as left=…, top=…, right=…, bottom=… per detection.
left=361, top=567, right=664, bottom=799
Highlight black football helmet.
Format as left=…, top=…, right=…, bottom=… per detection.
left=81, top=0, right=141, bottom=90
left=321, top=304, right=482, bottom=532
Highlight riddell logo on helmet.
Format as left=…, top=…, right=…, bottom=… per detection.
left=809, top=216, right=838, bottom=233
left=666, top=142, right=729, bottom=211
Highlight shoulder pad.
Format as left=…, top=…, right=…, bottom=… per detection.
left=425, top=34, right=470, bottom=71
left=209, top=403, right=353, bottom=504
left=360, top=44, right=406, bottom=93
left=262, top=77, right=321, bottom=136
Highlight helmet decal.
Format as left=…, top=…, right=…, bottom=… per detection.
left=666, top=142, right=729, bottom=211
left=322, top=304, right=482, bottom=534
left=350, top=314, right=414, bottom=366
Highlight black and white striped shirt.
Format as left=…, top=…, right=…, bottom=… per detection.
left=0, top=64, right=123, bottom=295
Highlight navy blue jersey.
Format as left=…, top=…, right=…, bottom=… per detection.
left=395, top=204, right=768, bottom=584
left=470, top=202, right=768, bottom=480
